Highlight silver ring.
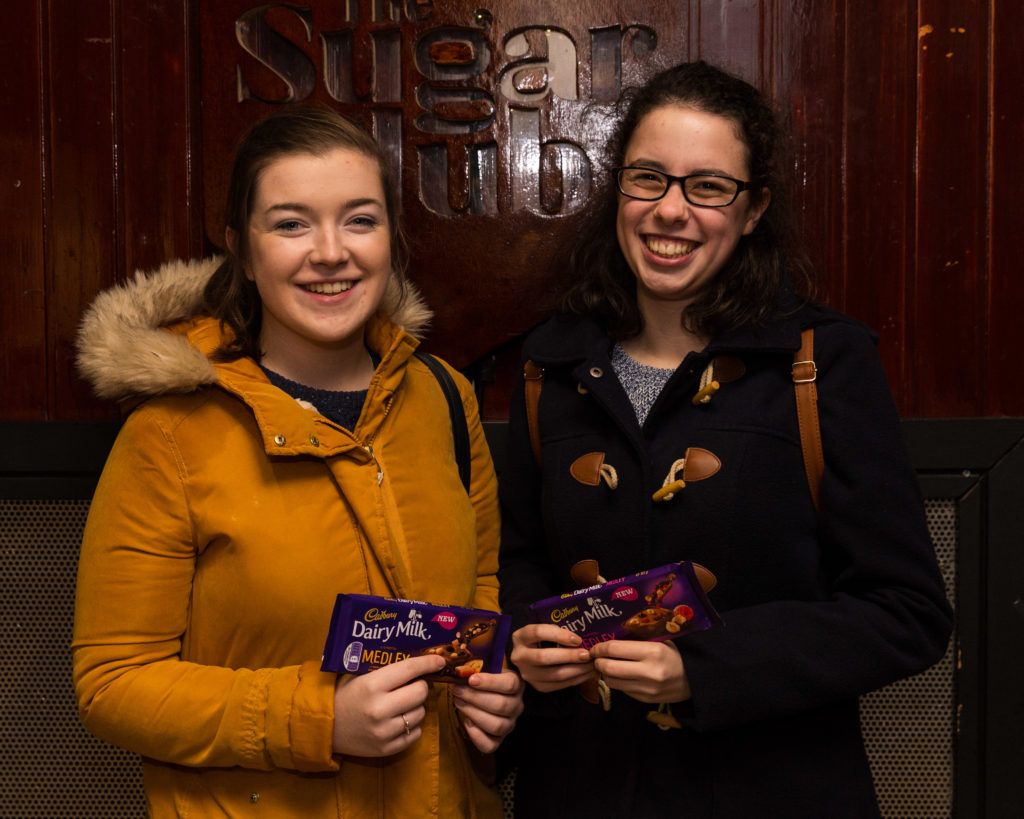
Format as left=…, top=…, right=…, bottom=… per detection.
left=401, top=713, right=411, bottom=737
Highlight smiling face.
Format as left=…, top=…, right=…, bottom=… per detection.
left=242, top=148, right=392, bottom=367
left=615, top=104, right=769, bottom=313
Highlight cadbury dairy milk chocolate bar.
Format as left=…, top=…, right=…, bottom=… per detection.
left=322, top=594, right=512, bottom=683
left=528, top=561, right=722, bottom=649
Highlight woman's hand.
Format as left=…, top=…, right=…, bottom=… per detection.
left=453, top=670, right=525, bottom=753
left=589, top=639, right=692, bottom=704
left=510, top=624, right=595, bottom=692
left=332, top=654, right=446, bottom=757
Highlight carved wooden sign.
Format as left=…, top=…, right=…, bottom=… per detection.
left=200, top=1, right=687, bottom=366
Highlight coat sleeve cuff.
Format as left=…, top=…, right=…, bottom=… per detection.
left=265, top=661, right=339, bottom=772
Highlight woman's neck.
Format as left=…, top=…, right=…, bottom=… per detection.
left=258, top=334, right=376, bottom=392
left=620, top=298, right=707, bottom=370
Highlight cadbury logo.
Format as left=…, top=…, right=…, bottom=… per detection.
left=364, top=608, right=398, bottom=623
left=550, top=605, right=580, bottom=623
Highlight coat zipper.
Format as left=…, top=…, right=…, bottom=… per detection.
left=364, top=444, right=383, bottom=486
left=362, top=395, right=394, bottom=486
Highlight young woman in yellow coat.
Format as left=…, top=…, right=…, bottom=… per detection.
left=73, top=108, right=522, bottom=818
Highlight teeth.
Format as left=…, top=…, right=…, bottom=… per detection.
left=645, top=238, right=696, bottom=258
left=303, top=281, right=354, bottom=295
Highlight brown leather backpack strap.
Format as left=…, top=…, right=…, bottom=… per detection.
left=793, top=328, right=824, bottom=512
left=523, top=360, right=544, bottom=466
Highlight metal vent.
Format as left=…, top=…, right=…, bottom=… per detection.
left=498, top=769, right=516, bottom=819
left=860, top=498, right=956, bottom=818
left=0, top=500, right=145, bottom=818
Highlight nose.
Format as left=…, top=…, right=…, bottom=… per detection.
left=310, top=226, right=348, bottom=266
left=653, top=179, right=692, bottom=223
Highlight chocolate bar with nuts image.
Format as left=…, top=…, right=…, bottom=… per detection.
left=529, top=561, right=722, bottom=649
left=322, top=595, right=511, bottom=683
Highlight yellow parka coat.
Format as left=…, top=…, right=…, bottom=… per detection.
left=72, top=259, right=503, bottom=818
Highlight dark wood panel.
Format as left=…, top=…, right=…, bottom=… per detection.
left=987, top=0, right=1024, bottom=415
left=837, top=1, right=916, bottom=413
left=911, top=0, right=988, bottom=416
left=770, top=0, right=845, bottom=332
left=46, top=0, right=119, bottom=420
left=2, top=0, right=1022, bottom=421
left=119, top=0, right=202, bottom=276
left=690, top=0, right=761, bottom=83
left=0, top=2, right=48, bottom=419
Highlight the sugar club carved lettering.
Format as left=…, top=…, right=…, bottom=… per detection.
left=232, top=4, right=662, bottom=218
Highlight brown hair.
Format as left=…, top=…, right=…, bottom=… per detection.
left=562, top=60, right=815, bottom=340
left=202, top=106, right=410, bottom=360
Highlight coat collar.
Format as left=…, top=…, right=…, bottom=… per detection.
left=76, top=256, right=431, bottom=402
left=75, top=257, right=431, bottom=457
left=522, top=300, right=844, bottom=367
left=177, top=313, right=419, bottom=458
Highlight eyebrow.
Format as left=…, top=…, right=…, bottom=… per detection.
left=626, top=159, right=737, bottom=177
left=263, top=197, right=384, bottom=214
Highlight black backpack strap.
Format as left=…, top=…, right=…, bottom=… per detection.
left=414, top=351, right=471, bottom=492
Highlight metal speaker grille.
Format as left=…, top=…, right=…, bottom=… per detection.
left=0, top=497, right=960, bottom=817
left=0, top=500, right=145, bottom=819
left=497, top=769, right=516, bottom=819
left=860, top=498, right=956, bottom=818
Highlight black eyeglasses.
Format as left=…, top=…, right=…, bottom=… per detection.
left=614, top=166, right=752, bottom=207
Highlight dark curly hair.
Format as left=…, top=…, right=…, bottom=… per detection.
left=202, top=106, right=410, bottom=360
left=562, top=60, right=814, bottom=339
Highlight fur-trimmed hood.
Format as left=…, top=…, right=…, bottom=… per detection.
left=76, top=257, right=433, bottom=401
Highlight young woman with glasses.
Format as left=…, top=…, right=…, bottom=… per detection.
left=498, top=61, right=952, bottom=818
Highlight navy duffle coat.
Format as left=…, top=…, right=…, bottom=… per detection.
left=498, top=304, right=953, bottom=818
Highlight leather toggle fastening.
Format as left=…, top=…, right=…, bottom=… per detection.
left=692, top=355, right=746, bottom=405
left=570, top=452, right=619, bottom=489
left=652, top=447, right=721, bottom=502
left=569, top=559, right=606, bottom=587
left=710, top=355, right=745, bottom=383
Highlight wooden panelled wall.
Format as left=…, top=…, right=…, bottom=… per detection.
left=2, top=0, right=1021, bottom=422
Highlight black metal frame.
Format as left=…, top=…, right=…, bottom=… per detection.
left=0, top=421, right=119, bottom=499
left=902, top=419, right=1024, bottom=819
left=2, top=418, right=1023, bottom=817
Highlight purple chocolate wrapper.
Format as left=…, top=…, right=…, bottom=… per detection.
left=528, top=561, right=722, bottom=648
left=321, top=594, right=511, bottom=683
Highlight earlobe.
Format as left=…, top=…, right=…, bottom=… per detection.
left=225, top=227, right=254, bottom=281
left=742, top=188, right=771, bottom=236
